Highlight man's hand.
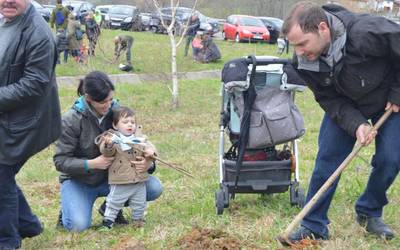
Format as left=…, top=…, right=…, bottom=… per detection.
left=88, top=155, right=114, bottom=170
left=356, top=123, right=376, bottom=146
left=386, top=102, right=400, bottom=112
left=131, top=156, right=152, bottom=173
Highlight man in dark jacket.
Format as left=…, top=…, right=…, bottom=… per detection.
left=0, top=0, right=61, bottom=249
left=184, top=14, right=200, bottom=57
left=282, top=1, right=400, bottom=242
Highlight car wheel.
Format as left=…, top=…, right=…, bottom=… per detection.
left=235, top=33, right=240, bottom=43
left=150, top=26, right=158, bottom=33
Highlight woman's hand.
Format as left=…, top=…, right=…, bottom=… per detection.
left=88, top=155, right=114, bottom=170
left=131, top=156, right=152, bottom=173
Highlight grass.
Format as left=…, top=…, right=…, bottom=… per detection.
left=19, top=78, right=400, bottom=249
left=55, top=28, right=285, bottom=76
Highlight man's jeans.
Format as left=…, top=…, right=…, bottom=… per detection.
left=0, top=162, right=42, bottom=249
left=184, top=35, right=194, bottom=56
left=301, top=112, right=400, bottom=237
left=60, top=175, right=163, bottom=231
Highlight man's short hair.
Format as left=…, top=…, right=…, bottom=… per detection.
left=57, top=0, right=62, bottom=4
left=282, top=1, right=328, bottom=36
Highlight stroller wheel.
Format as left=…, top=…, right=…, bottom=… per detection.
left=290, top=182, right=306, bottom=208
left=215, top=190, right=225, bottom=215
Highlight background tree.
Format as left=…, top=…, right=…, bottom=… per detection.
left=152, top=0, right=198, bottom=109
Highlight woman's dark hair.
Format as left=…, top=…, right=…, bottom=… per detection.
left=112, top=106, right=135, bottom=125
left=77, top=71, right=115, bottom=102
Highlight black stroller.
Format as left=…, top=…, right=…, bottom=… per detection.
left=215, top=56, right=306, bottom=214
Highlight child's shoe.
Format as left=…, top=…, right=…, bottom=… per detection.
left=98, top=219, right=114, bottom=231
left=132, top=218, right=145, bottom=228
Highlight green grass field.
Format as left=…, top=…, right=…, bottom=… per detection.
left=19, top=75, right=400, bottom=249
left=55, top=29, right=285, bottom=76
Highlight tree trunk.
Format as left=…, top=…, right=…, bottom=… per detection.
left=168, top=32, right=179, bottom=109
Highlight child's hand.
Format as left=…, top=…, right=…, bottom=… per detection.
left=103, top=136, right=114, bottom=146
left=143, top=149, right=155, bottom=159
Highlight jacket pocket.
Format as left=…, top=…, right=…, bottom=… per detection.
left=7, top=104, right=38, bottom=134
left=8, top=63, right=24, bottom=84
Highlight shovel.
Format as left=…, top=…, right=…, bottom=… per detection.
left=277, top=108, right=393, bottom=245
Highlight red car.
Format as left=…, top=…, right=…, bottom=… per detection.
left=223, top=15, right=270, bottom=43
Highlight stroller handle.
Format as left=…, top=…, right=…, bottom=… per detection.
left=245, top=57, right=291, bottom=66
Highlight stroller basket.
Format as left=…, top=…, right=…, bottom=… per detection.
left=224, top=159, right=291, bottom=193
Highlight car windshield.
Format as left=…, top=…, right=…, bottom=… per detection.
left=98, top=8, right=110, bottom=13
left=109, top=6, right=135, bottom=15
left=239, top=17, right=264, bottom=27
left=268, top=18, right=283, bottom=27
left=69, top=3, right=81, bottom=10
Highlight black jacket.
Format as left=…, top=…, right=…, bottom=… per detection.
left=293, top=4, right=400, bottom=136
left=0, top=4, right=61, bottom=165
left=186, top=18, right=200, bottom=37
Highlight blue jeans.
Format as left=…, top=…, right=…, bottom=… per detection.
left=60, top=175, right=163, bottom=231
left=0, top=162, right=42, bottom=249
left=302, top=112, right=400, bottom=237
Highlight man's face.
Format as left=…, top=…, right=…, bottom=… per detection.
left=0, top=0, right=29, bottom=20
left=286, top=23, right=330, bottom=61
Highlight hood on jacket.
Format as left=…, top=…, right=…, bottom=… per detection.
left=73, top=96, right=119, bottom=115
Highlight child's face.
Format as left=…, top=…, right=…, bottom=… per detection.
left=114, top=115, right=136, bottom=136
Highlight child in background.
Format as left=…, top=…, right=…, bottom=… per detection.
left=96, top=106, right=157, bottom=229
left=55, top=28, right=69, bottom=64
left=191, top=31, right=203, bottom=61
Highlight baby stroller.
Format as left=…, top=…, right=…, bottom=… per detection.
left=215, top=55, right=306, bottom=215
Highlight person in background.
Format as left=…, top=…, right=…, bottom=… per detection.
left=85, top=12, right=100, bottom=56
left=67, top=13, right=82, bottom=62
left=112, top=35, right=134, bottom=66
left=191, top=31, right=203, bottom=61
left=55, top=27, right=69, bottom=64
left=282, top=1, right=400, bottom=243
left=184, top=14, right=200, bottom=57
left=54, top=71, right=163, bottom=232
left=94, top=9, right=102, bottom=27
left=0, top=0, right=61, bottom=248
left=196, top=31, right=221, bottom=63
left=50, top=0, right=69, bottom=31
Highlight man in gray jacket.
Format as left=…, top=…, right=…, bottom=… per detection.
left=0, top=0, right=61, bottom=249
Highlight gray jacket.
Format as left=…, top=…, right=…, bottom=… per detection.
left=0, top=4, right=61, bottom=165
left=54, top=96, right=117, bottom=186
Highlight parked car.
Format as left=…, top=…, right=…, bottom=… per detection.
left=63, top=1, right=95, bottom=24
left=223, top=15, right=270, bottom=43
left=106, top=5, right=141, bottom=31
left=258, top=17, right=283, bottom=44
left=32, top=0, right=50, bottom=22
left=95, top=4, right=113, bottom=27
left=149, top=7, right=220, bottom=35
left=139, top=12, right=152, bottom=31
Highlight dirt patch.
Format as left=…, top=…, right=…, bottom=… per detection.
left=177, top=227, right=242, bottom=250
left=287, top=239, right=321, bottom=250
left=112, top=236, right=146, bottom=250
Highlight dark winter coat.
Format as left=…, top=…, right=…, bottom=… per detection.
left=293, top=4, right=400, bottom=136
left=56, top=31, right=69, bottom=51
left=186, top=17, right=200, bottom=37
left=0, top=4, right=61, bottom=165
left=53, top=96, right=117, bottom=186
